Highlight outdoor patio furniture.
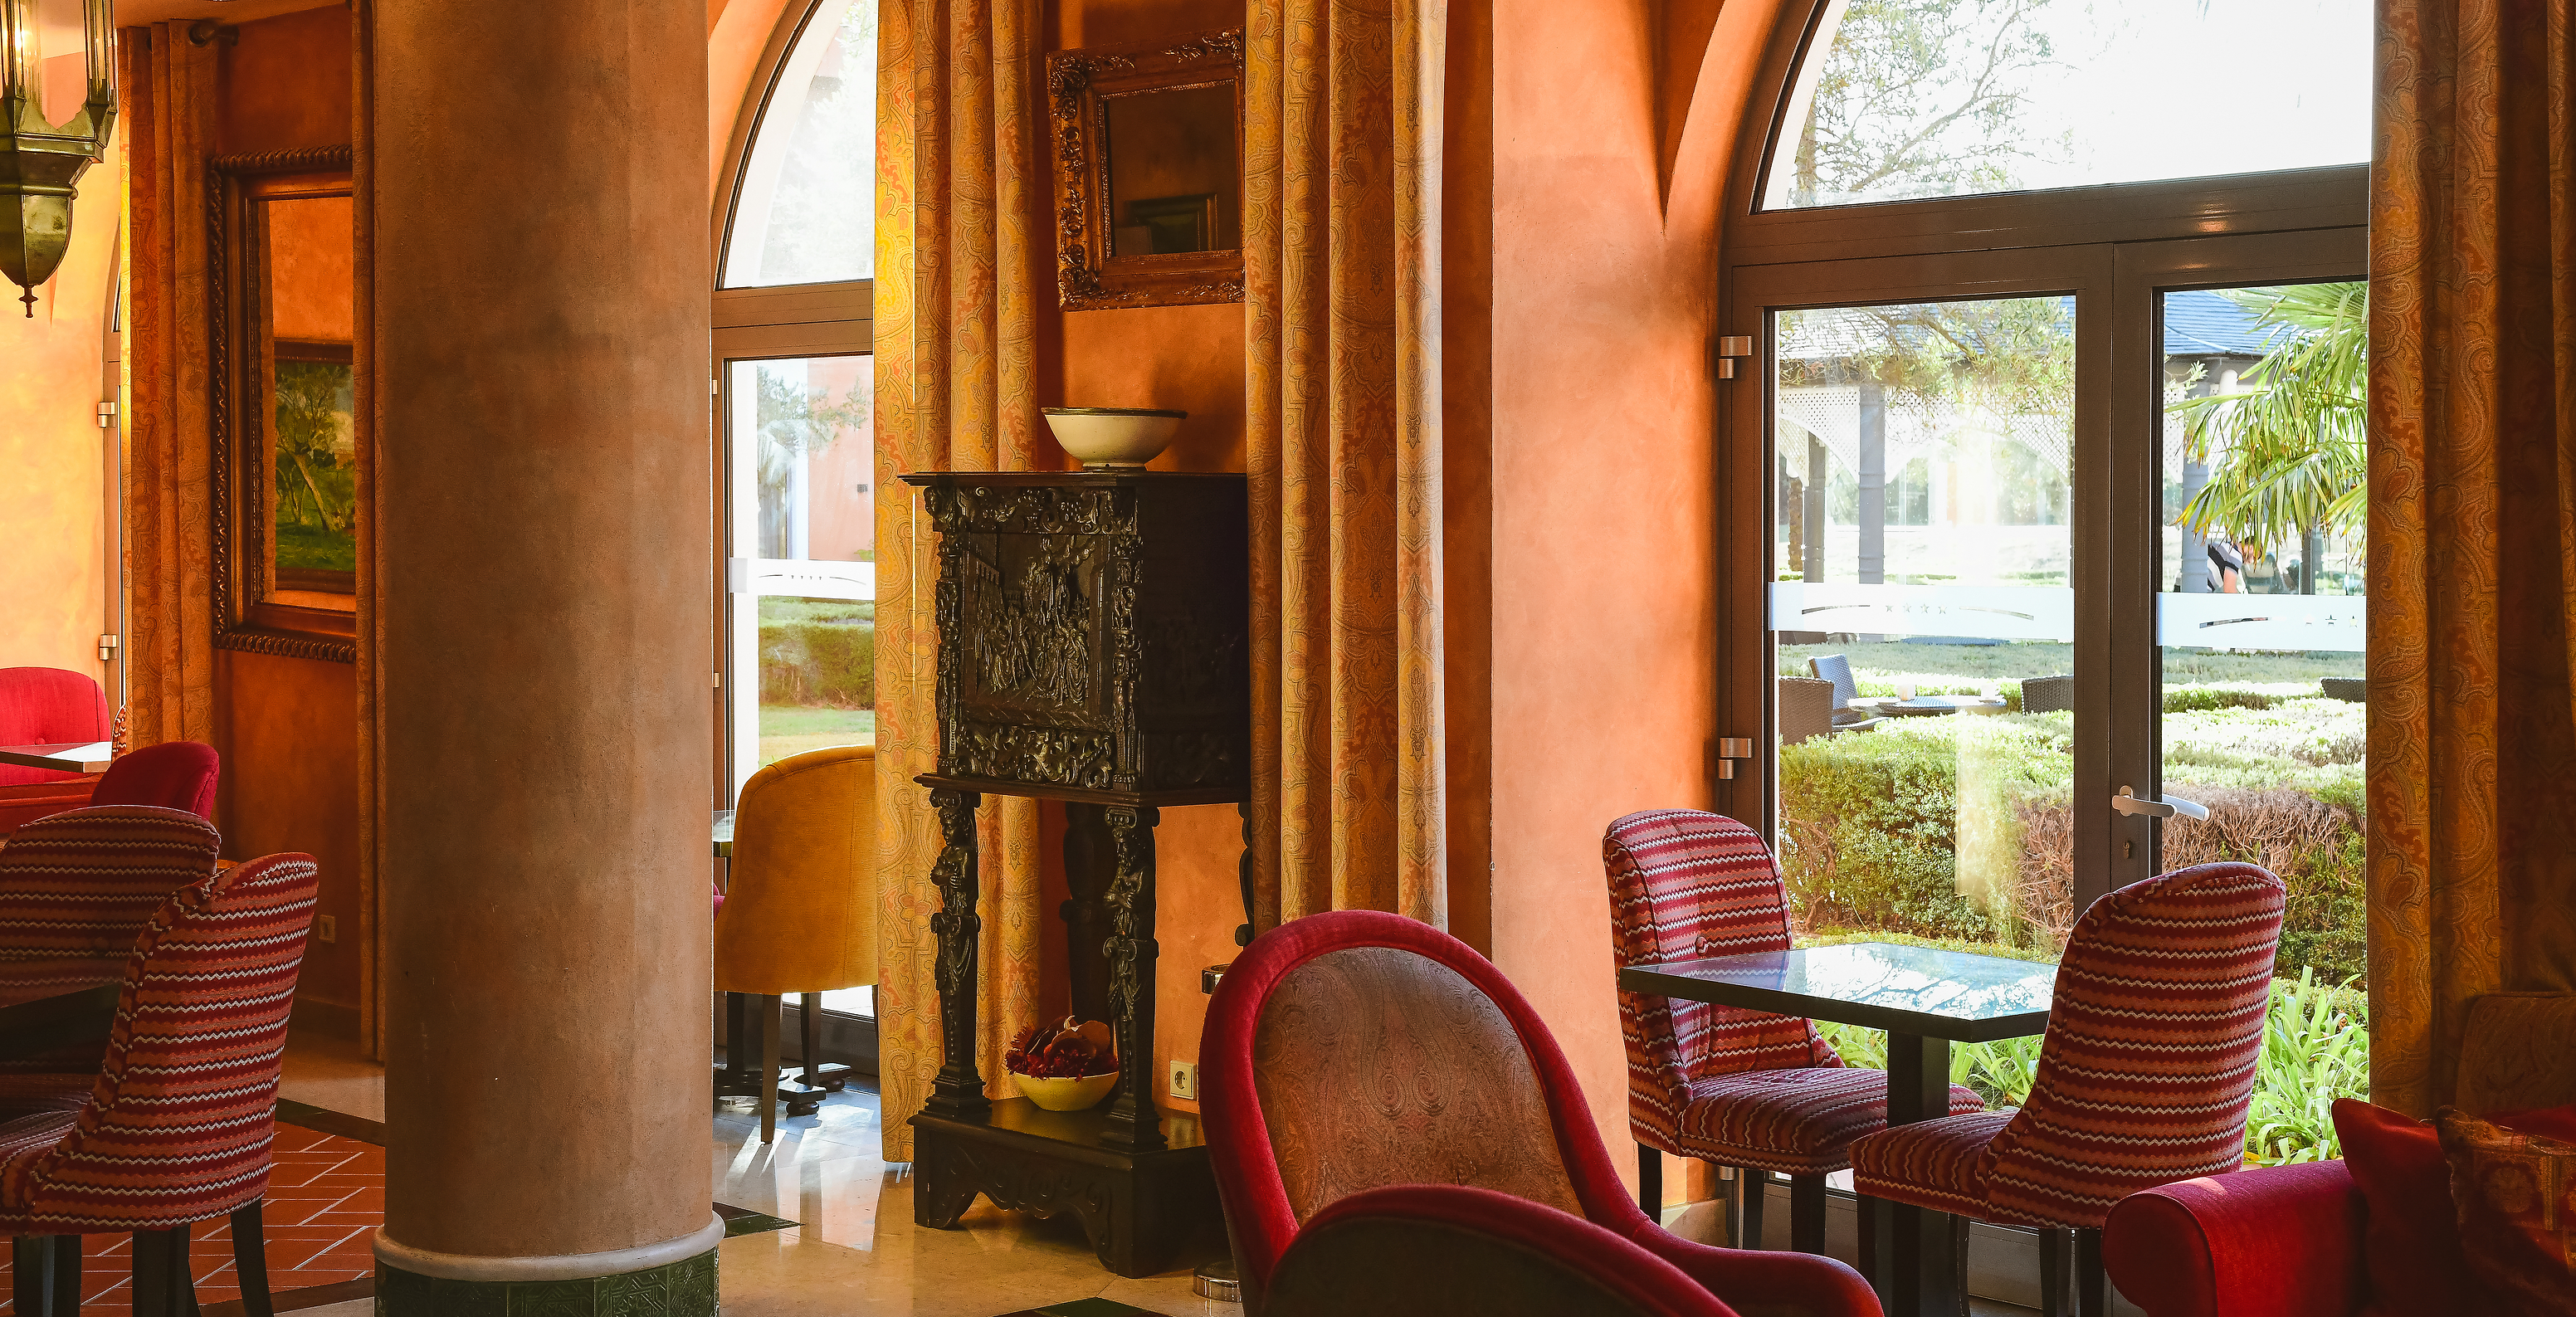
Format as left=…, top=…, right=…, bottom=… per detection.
left=2021, top=675, right=2073, bottom=714
left=1780, top=679, right=1877, bottom=744
left=1200, top=908, right=1881, bottom=1317
left=1845, top=862, right=2286, bottom=1317
left=1605, top=809, right=1982, bottom=1256
left=2320, top=677, right=2364, bottom=703
left=1807, top=655, right=1862, bottom=710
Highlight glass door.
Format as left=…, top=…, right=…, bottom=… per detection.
left=719, top=352, right=875, bottom=1017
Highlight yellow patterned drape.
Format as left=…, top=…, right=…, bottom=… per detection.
left=2367, top=0, right=2576, bottom=1115
left=122, top=25, right=218, bottom=750
left=871, top=0, right=1046, bottom=1163
left=1244, top=0, right=1447, bottom=929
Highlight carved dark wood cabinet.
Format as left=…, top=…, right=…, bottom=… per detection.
left=899, top=471, right=1248, bottom=1279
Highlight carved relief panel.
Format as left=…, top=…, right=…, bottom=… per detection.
left=904, top=472, right=1249, bottom=802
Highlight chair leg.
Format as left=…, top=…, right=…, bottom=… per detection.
left=759, top=993, right=782, bottom=1144
left=1856, top=1195, right=1881, bottom=1300
left=2075, top=1226, right=2107, bottom=1317
left=1637, top=1144, right=1662, bottom=1220
left=49, top=1235, right=80, bottom=1317
left=133, top=1224, right=193, bottom=1317
left=800, top=992, right=827, bottom=1089
left=1737, top=1168, right=1767, bottom=1250
left=1788, top=1174, right=1827, bottom=1254
left=2038, top=1225, right=2068, bottom=1317
left=232, top=1200, right=275, bottom=1317
left=15, top=1236, right=59, bottom=1317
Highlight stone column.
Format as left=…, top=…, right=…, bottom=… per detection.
left=368, top=2, right=716, bottom=1313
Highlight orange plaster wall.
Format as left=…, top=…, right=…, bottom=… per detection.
left=0, top=67, right=118, bottom=691
left=1051, top=0, right=1249, bottom=1119
left=1478, top=0, right=1781, bottom=1191
left=210, top=8, right=363, bottom=1022
left=710, top=0, right=799, bottom=204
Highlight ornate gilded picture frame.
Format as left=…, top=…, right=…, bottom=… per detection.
left=1046, top=30, right=1244, bottom=311
left=211, top=146, right=362, bottom=663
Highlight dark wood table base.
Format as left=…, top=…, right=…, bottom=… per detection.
left=911, top=1099, right=1219, bottom=1279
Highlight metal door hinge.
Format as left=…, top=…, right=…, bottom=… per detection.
left=96, top=401, right=116, bottom=429
left=1715, top=335, right=1754, bottom=381
left=1715, top=736, right=1754, bottom=779
left=98, top=634, right=120, bottom=662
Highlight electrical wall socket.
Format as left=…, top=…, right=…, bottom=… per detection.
left=316, top=915, right=337, bottom=944
left=1168, top=1059, right=1197, bottom=1101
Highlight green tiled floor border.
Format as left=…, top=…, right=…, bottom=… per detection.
left=375, top=1248, right=715, bottom=1316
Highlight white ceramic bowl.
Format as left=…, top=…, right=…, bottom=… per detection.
left=1012, top=1069, right=1120, bottom=1111
left=1043, top=407, right=1185, bottom=468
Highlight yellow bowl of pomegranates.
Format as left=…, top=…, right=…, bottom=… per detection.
left=1007, top=1016, right=1120, bottom=1112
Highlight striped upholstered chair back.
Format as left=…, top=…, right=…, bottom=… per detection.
left=1979, top=861, right=2284, bottom=1227
left=0, top=807, right=222, bottom=1085
left=0, top=852, right=319, bottom=1232
left=1605, top=810, right=1839, bottom=1152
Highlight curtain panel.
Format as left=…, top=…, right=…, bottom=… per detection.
left=871, top=0, right=1047, bottom=1163
left=1243, top=0, right=1447, bottom=929
left=121, top=25, right=220, bottom=752
left=2368, top=0, right=2576, bottom=1115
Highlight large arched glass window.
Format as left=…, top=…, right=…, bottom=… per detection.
left=722, top=0, right=880, bottom=286
left=1764, top=0, right=2371, bottom=211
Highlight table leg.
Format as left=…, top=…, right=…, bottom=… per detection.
left=1885, top=1032, right=1962, bottom=1317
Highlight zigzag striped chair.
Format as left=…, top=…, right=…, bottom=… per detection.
left=1847, top=861, right=2284, bottom=1317
left=1606, top=809, right=1980, bottom=1251
left=0, top=807, right=226, bottom=1113
left=0, top=850, right=321, bottom=1317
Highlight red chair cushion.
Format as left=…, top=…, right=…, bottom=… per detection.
left=2334, top=1099, right=2576, bottom=1317
left=89, top=743, right=220, bottom=819
left=0, top=779, right=100, bottom=836
left=0, top=670, right=110, bottom=788
left=1675, top=1067, right=1986, bottom=1174
left=1851, top=1109, right=2018, bottom=1216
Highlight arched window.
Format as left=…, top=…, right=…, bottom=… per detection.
left=1719, top=0, right=2369, bottom=975
left=1763, top=0, right=2371, bottom=211
left=713, top=0, right=881, bottom=807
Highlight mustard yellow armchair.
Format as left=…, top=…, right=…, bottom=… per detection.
left=715, top=744, right=876, bottom=1141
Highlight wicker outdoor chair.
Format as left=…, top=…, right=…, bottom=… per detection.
left=2021, top=675, right=2074, bottom=715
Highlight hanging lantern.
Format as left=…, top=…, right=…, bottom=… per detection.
left=0, top=0, right=114, bottom=316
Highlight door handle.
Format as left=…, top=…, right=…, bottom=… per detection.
left=2113, top=786, right=2208, bottom=822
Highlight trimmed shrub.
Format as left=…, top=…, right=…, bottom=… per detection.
left=759, top=617, right=875, bottom=709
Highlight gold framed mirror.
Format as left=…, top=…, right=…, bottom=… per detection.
left=1047, top=30, right=1243, bottom=311
left=211, top=147, right=362, bottom=662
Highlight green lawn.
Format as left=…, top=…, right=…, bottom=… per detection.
left=758, top=705, right=875, bottom=768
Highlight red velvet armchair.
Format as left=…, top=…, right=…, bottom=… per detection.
left=0, top=668, right=113, bottom=835
left=2101, top=1160, right=2365, bottom=1317
left=1201, top=909, right=1881, bottom=1317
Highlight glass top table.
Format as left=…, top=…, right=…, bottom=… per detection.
left=1622, top=942, right=2059, bottom=1317
left=1617, top=941, right=2055, bottom=1043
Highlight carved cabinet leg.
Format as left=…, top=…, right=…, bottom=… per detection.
left=912, top=1134, right=983, bottom=1231
left=1099, top=804, right=1164, bottom=1153
left=924, top=788, right=991, bottom=1119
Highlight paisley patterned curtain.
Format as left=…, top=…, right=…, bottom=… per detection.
left=1243, top=0, right=1448, bottom=929
left=871, top=0, right=1047, bottom=1161
left=2367, top=0, right=2576, bottom=1115
left=122, top=25, right=222, bottom=751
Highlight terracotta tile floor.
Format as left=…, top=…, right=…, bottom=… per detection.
left=0, top=1121, right=381, bottom=1314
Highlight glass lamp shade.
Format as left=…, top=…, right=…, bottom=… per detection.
left=0, top=0, right=115, bottom=314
